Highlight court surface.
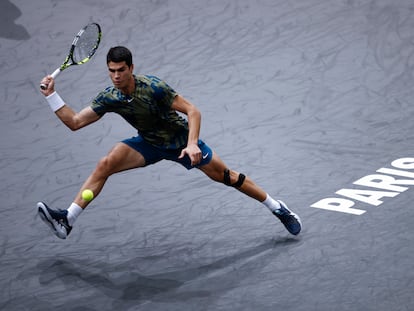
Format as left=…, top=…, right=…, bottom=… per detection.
left=1, top=0, right=414, bottom=310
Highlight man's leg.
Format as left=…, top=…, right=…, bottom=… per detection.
left=74, top=143, right=146, bottom=208
left=198, top=152, right=302, bottom=235
left=37, top=143, right=146, bottom=239
left=198, top=152, right=267, bottom=201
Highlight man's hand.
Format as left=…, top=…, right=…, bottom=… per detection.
left=179, top=143, right=202, bottom=166
left=40, top=75, right=55, bottom=96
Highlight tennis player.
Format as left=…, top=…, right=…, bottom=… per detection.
left=37, top=46, right=302, bottom=239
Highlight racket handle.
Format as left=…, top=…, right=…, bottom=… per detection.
left=40, top=68, right=61, bottom=90
left=50, top=68, right=61, bottom=79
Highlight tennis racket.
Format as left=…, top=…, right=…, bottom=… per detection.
left=40, top=22, right=102, bottom=90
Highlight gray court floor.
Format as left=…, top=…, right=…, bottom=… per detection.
left=1, top=0, right=414, bottom=310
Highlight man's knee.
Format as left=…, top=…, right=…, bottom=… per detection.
left=96, top=155, right=117, bottom=176
left=223, top=169, right=246, bottom=188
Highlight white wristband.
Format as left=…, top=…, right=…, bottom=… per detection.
left=46, top=91, right=65, bottom=112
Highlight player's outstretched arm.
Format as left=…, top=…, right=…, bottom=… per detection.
left=55, top=106, right=101, bottom=131
left=40, top=75, right=101, bottom=131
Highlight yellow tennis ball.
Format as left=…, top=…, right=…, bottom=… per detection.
left=82, top=189, right=94, bottom=201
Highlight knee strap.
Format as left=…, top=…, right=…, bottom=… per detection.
left=224, top=169, right=246, bottom=188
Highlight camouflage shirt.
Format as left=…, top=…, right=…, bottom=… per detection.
left=91, top=75, right=189, bottom=149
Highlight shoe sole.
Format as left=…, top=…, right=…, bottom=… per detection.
left=37, top=202, right=67, bottom=239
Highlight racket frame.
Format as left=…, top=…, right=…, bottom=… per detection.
left=40, top=23, right=101, bottom=90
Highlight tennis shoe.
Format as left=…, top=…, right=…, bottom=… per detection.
left=272, top=200, right=302, bottom=235
left=37, top=202, right=72, bottom=239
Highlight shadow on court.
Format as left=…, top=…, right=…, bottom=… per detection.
left=0, top=0, right=30, bottom=40
left=3, top=238, right=298, bottom=310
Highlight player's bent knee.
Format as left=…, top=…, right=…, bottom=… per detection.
left=95, top=157, right=108, bottom=173
left=96, top=155, right=116, bottom=176
left=223, top=169, right=246, bottom=188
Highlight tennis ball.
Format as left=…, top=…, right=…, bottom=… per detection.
left=81, top=189, right=94, bottom=201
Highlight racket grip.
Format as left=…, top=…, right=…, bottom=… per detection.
left=50, top=68, right=61, bottom=79
left=40, top=68, right=61, bottom=90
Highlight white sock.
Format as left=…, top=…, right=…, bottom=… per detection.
left=67, top=202, right=83, bottom=226
left=261, top=194, right=281, bottom=212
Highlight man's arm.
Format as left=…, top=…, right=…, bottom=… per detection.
left=54, top=105, right=101, bottom=131
left=40, top=75, right=101, bottom=131
left=171, top=95, right=202, bottom=166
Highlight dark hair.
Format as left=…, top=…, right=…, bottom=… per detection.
left=106, top=46, right=133, bottom=67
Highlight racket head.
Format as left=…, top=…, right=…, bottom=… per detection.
left=40, top=23, right=102, bottom=90
left=65, top=22, right=102, bottom=69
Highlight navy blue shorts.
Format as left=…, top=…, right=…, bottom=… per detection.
left=122, top=136, right=213, bottom=170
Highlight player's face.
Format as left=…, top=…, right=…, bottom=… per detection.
left=107, top=61, right=134, bottom=90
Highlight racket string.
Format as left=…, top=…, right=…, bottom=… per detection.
left=72, top=24, right=101, bottom=64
